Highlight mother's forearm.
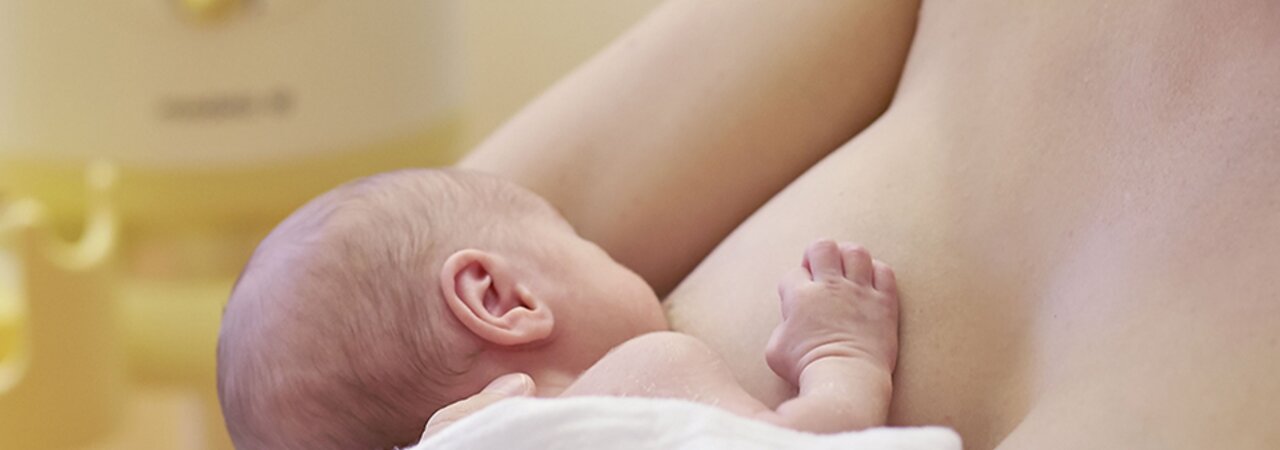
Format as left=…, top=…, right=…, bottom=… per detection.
left=461, top=0, right=919, bottom=295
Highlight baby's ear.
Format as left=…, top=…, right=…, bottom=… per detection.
left=439, top=249, right=553, bottom=346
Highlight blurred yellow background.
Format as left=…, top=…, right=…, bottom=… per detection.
left=0, top=1, right=660, bottom=448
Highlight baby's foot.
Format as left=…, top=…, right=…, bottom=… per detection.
left=765, top=240, right=900, bottom=387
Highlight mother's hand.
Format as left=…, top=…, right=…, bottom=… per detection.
left=419, top=373, right=537, bottom=440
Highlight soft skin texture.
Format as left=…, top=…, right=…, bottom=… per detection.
left=218, top=170, right=668, bottom=449
left=422, top=239, right=906, bottom=440
left=461, top=0, right=919, bottom=297
left=460, top=1, right=1280, bottom=448
left=223, top=168, right=901, bottom=448
left=559, top=240, right=899, bottom=434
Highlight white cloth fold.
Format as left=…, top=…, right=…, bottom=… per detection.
left=410, top=396, right=961, bottom=450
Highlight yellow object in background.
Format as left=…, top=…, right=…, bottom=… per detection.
left=177, top=0, right=245, bottom=23
left=0, top=163, right=123, bottom=449
left=0, top=122, right=460, bottom=450
left=0, top=0, right=661, bottom=447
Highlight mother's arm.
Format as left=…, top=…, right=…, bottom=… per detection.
left=461, top=0, right=919, bottom=295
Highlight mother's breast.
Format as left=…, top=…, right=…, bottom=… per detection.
left=667, top=2, right=1280, bottom=447
left=664, top=111, right=1045, bottom=448
left=667, top=68, right=1280, bottom=450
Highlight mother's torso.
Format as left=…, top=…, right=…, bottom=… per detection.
left=664, top=1, right=1280, bottom=448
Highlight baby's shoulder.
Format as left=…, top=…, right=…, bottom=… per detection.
left=611, top=331, right=718, bottom=360
left=602, top=332, right=727, bottom=379
left=563, top=332, right=732, bottom=398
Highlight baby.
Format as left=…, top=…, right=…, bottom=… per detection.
left=217, top=169, right=899, bottom=449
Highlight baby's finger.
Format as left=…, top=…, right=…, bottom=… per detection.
left=839, top=242, right=874, bottom=285
left=776, top=267, right=812, bottom=318
left=804, top=239, right=844, bottom=282
left=778, top=266, right=813, bottom=291
left=872, top=259, right=897, bottom=294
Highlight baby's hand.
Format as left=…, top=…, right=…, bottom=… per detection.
left=765, top=240, right=900, bottom=387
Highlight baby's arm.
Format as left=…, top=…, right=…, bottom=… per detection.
left=758, top=240, right=899, bottom=432
left=563, top=240, right=898, bottom=433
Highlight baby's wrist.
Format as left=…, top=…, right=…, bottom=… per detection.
left=798, top=356, right=893, bottom=397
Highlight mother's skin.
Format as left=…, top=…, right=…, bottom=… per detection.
left=462, top=1, right=1280, bottom=448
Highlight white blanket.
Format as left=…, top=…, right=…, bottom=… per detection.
left=410, top=396, right=961, bottom=450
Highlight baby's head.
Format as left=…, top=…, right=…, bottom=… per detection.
left=217, top=169, right=667, bottom=449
